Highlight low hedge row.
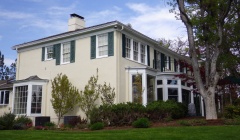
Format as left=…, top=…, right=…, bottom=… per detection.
left=90, top=100, right=187, bottom=126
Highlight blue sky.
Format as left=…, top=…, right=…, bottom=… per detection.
left=0, top=0, right=186, bottom=66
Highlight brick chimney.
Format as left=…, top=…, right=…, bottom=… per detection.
left=68, top=13, right=85, bottom=31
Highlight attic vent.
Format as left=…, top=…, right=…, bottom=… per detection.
left=126, top=23, right=132, bottom=28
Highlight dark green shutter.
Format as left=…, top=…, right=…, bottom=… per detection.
left=147, top=45, right=150, bottom=66
left=174, top=59, right=177, bottom=72
left=41, top=47, right=45, bottom=61
left=55, top=44, right=61, bottom=65
left=91, top=35, right=96, bottom=59
left=70, top=40, right=75, bottom=63
left=161, top=53, right=165, bottom=72
left=108, top=32, right=114, bottom=56
left=154, top=50, right=157, bottom=69
left=169, top=57, right=171, bottom=70
left=122, top=34, right=126, bottom=58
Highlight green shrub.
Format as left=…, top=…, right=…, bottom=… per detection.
left=132, top=118, right=150, bottom=128
left=90, top=122, right=104, bottom=130
left=224, top=105, right=240, bottom=119
left=68, top=116, right=87, bottom=128
left=13, top=116, right=32, bottom=130
left=44, top=122, right=56, bottom=130
left=0, top=112, right=16, bottom=130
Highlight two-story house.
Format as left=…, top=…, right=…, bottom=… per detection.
left=10, top=14, right=204, bottom=124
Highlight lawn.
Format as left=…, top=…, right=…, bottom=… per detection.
left=0, top=126, right=239, bottom=140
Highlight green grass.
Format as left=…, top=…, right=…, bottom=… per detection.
left=0, top=126, right=239, bottom=140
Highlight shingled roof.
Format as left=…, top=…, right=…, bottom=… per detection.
left=0, top=80, right=13, bottom=90
left=13, top=75, right=49, bottom=83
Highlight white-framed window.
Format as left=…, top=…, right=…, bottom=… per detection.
left=0, top=90, right=10, bottom=105
left=168, top=88, right=178, bottom=102
left=14, top=86, right=28, bottom=114
left=126, top=37, right=131, bottom=58
left=45, top=46, right=54, bottom=60
left=31, top=85, right=42, bottom=114
left=97, top=33, right=108, bottom=57
left=62, top=42, right=71, bottom=64
left=140, top=44, right=145, bottom=64
left=13, top=84, right=43, bottom=115
left=133, top=41, right=138, bottom=61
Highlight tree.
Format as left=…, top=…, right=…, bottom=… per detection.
left=169, top=0, right=236, bottom=119
left=50, top=73, right=80, bottom=126
left=79, top=70, right=100, bottom=121
left=100, top=82, right=115, bottom=106
left=0, top=51, right=16, bottom=80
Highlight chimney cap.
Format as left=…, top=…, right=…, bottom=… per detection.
left=70, top=13, right=84, bottom=19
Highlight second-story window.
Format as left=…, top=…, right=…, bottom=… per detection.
left=133, top=41, right=138, bottom=61
left=98, top=33, right=108, bottom=57
left=126, top=37, right=131, bottom=58
left=45, top=46, right=53, bottom=60
left=140, top=44, right=145, bottom=64
left=62, top=42, right=71, bottom=63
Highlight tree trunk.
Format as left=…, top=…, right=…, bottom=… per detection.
left=203, top=89, right=217, bottom=120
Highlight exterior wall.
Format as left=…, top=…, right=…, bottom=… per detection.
left=0, top=91, right=13, bottom=116
left=15, top=30, right=118, bottom=122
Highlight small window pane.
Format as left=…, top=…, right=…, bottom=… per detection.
left=157, top=80, right=162, bottom=85
left=167, top=80, right=177, bottom=85
left=168, top=88, right=178, bottom=102
left=98, top=34, right=108, bottom=57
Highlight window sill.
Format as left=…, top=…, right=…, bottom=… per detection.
left=96, top=55, right=109, bottom=59
left=0, top=104, right=8, bottom=106
left=61, top=62, right=70, bottom=65
left=44, top=58, right=53, bottom=61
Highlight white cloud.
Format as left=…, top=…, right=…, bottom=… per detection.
left=125, top=3, right=186, bottom=40
left=0, top=10, right=33, bottom=19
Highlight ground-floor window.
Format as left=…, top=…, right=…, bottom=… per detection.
left=31, top=85, right=42, bottom=114
left=14, top=85, right=43, bottom=115
left=182, top=89, right=191, bottom=106
left=147, top=75, right=155, bottom=103
left=132, top=74, right=142, bottom=103
left=0, top=90, right=10, bottom=105
left=157, top=88, right=163, bottom=100
left=168, top=88, right=178, bottom=102
left=14, top=86, right=28, bottom=114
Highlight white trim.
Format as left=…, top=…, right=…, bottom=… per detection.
left=44, top=46, right=54, bottom=61
left=96, top=33, right=108, bottom=58
left=12, top=81, right=46, bottom=116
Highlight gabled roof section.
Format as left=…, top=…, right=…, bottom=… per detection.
left=0, top=80, right=13, bottom=90
left=13, top=75, right=48, bottom=83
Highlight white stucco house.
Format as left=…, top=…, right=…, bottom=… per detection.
left=8, top=14, right=204, bottom=124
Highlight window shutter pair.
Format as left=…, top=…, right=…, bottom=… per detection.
left=41, top=40, right=75, bottom=65
left=91, top=32, right=114, bottom=59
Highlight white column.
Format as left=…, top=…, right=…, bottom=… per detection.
left=27, top=84, right=32, bottom=116
left=178, top=79, right=182, bottom=102
left=163, top=79, right=168, bottom=101
left=142, top=73, right=147, bottom=105
left=191, top=86, right=194, bottom=103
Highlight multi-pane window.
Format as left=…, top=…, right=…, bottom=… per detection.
left=46, top=46, right=53, bottom=60
left=62, top=42, right=71, bottom=63
left=126, top=37, right=131, bottom=58
left=168, top=88, right=178, bottom=102
left=140, top=44, right=145, bottom=63
left=0, top=90, right=9, bottom=105
left=31, top=85, right=42, bottom=114
left=14, top=86, right=28, bottom=114
left=133, top=41, right=138, bottom=61
left=98, top=33, right=108, bottom=57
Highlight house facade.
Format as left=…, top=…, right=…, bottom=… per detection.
left=10, top=14, right=204, bottom=124
left=0, top=80, right=13, bottom=116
